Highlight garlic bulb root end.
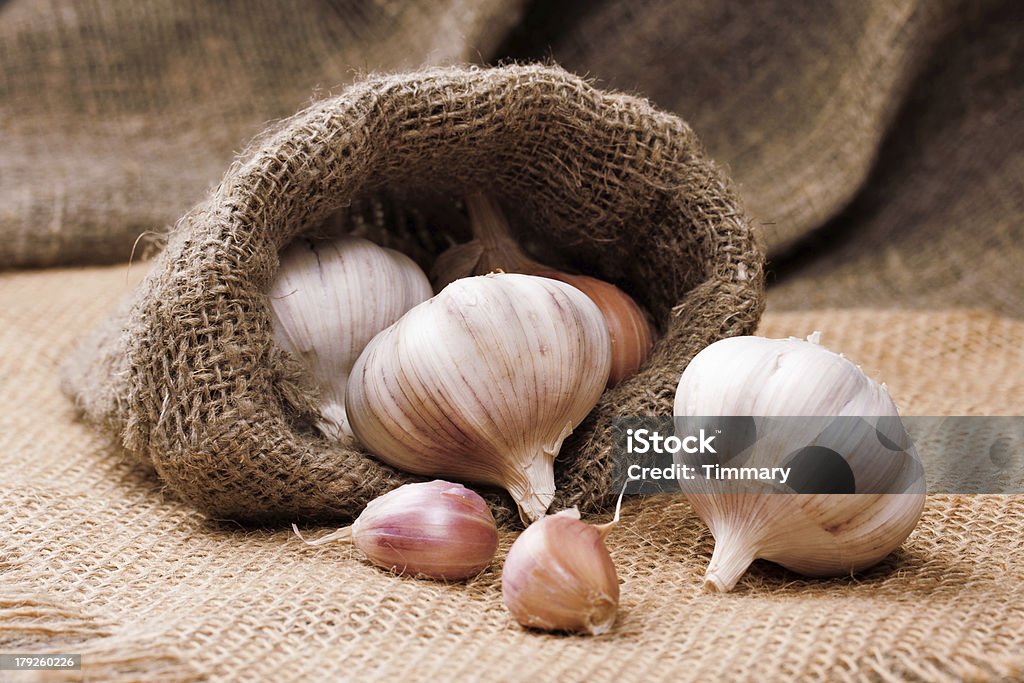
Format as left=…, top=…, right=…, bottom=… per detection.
left=702, top=536, right=757, bottom=593
left=316, top=401, right=354, bottom=444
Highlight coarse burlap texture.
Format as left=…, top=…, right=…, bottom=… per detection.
left=509, top=0, right=1024, bottom=317
left=58, top=64, right=765, bottom=523
left=0, top=0, right=529, bottom=268
left=3, top=0, right=1024, bottom=680
left=3, top=267, right=1023, bottom=681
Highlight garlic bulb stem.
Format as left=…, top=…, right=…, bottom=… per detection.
left=507, top=453, right=560, bottom=525
left=463, top=192, right=537, bottom=271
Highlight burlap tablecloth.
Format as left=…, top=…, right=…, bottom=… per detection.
left=2, top=0, right=1023, bottom=680
left=2, top=266, right=1021, bottom=681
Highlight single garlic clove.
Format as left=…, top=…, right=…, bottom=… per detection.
left=673, top=334, right=926, bottom=592
left=294, top=480, right=498, bottom=580
left=501, top=509, right=620, bottom=635
left=347, top=273, right=612, bottom=524
left=268, top=236, right=432, bottom=443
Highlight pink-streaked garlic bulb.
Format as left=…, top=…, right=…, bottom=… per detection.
left=347, top=273, right=611, bottom=524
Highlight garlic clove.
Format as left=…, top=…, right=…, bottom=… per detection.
left=347, top=273, right=612, bottom=524
left=674, top=334, right=926, bottom=592
left=501, top=509, right=620, bottom=635
left=269, top=236, right=432, bottom=443
left=294, top=480, right=498, bottom=580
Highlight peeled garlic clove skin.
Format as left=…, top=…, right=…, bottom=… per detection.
left=535, top=272, right=655, bottom=386
left=352, top=480, right=499, bottom=580
left=674, top=334, right=926, bottom=592
left=268, top=237, right=432, bottom=442
left=502, top=509, right=619, bottom=635
left=347, top=273, right=612, bottom=524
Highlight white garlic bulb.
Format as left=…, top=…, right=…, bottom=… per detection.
left=293, top=480, right=498, bottom=580
left=502, top=508, right=619, bottom=635
left=673, top=333, right=926, bottom=592
left=269, top=237, right=432, bottom=442
left=346, top=273, right=612, bottom=523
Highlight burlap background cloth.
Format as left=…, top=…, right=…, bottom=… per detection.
left=2, top=0, right=1022, bottom=681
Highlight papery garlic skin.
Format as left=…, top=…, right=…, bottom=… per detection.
left=269, top=237, right=432, bottom=442
left=673, top=334, right=926, bottom=592
left=295, top=480, right=498, bottom=580
left=501, top=509, right=619, bottom=635
left=347, top=273, right=612, bottom=523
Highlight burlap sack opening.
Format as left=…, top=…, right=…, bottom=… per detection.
left=61, top=64, right=765, bottom=524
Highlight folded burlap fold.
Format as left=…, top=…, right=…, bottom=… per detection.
left=61, top=64, right=764, bottom=524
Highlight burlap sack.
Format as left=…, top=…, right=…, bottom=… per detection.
left=60, top=64, right=765, bottom=524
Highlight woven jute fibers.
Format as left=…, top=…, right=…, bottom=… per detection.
left=766, top=0, right=1023, bottom=319
left=2, top=264, right=1022, bottom=682
left=59, top=64, right=765, bottom=524
left=501, top=0, right=1016, bottom=258
left=6, top=0, right=1021, bottom=272
left=0, top=0, right=526, bottom=268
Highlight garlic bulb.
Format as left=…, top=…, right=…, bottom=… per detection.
left=269, top=236, right=432, bottom=442
left=431, top=192, right=655, bottom=386
left=293, top=480, right=498, bottom=580
left=501, top=508, right=619, bottom=635
left=346, top=273, right=612, bottom=523
left=673, top=333, right=926, bottom=592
